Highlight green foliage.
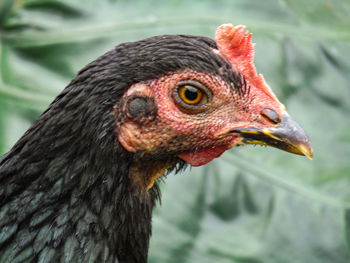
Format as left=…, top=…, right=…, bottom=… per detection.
left=1, top=0, right=350, bottom=262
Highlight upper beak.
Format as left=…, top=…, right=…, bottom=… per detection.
left=230, top=112, right=313, bottom=159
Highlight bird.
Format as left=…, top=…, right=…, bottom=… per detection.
left=0, top=24, right=313, bottom=263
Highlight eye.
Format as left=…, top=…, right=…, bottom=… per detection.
left=179, top=85, right=204, bottom=105
left=175, top=81, right=210, bottom=108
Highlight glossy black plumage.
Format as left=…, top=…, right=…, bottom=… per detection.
left=0, top=35, right=240, bottom=262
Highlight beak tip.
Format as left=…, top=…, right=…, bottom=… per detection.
left=301, top=145, right=314, bottom=160
left=307, top=152, right=314, bottom=160
left=307, top=153, right=314, bottom=160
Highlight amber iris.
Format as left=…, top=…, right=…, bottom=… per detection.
left=178, top=85, right=203, bottom=105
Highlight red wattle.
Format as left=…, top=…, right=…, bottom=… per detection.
left=179, top=145, right=228, bottom=167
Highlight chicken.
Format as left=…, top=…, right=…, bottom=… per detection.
left=0, top=24, right=312, bottom=263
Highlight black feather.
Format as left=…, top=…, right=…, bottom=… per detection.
left=0, top=34, right=241, bottom=263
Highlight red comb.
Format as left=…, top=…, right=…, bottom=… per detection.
left=215, top=24, right=278, bottom=101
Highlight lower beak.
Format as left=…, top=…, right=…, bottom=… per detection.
left=230, top=112, right=313, bottom=159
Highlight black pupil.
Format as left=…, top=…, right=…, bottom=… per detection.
left=185, top=86, right=198, bottom=101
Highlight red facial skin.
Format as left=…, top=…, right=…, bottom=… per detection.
left=118, top=24, right=285, bottom=167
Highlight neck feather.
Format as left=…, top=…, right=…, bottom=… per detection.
left=0, top=85, right=159, bottom=263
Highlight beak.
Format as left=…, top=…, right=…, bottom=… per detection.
left=230, top=112, right=313, bottom=159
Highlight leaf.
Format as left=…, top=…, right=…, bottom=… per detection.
left=1, top=0, right=350, bottom=262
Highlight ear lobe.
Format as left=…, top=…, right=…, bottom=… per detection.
left=122, top=82, right=158, bottom=123
left=126, top=96, right=157, bottom=122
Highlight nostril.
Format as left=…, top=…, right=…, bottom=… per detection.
left=260, top=108, right=281, bottom=124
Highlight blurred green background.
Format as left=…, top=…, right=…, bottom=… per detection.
left=1, top=0, right=350, bottom=262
